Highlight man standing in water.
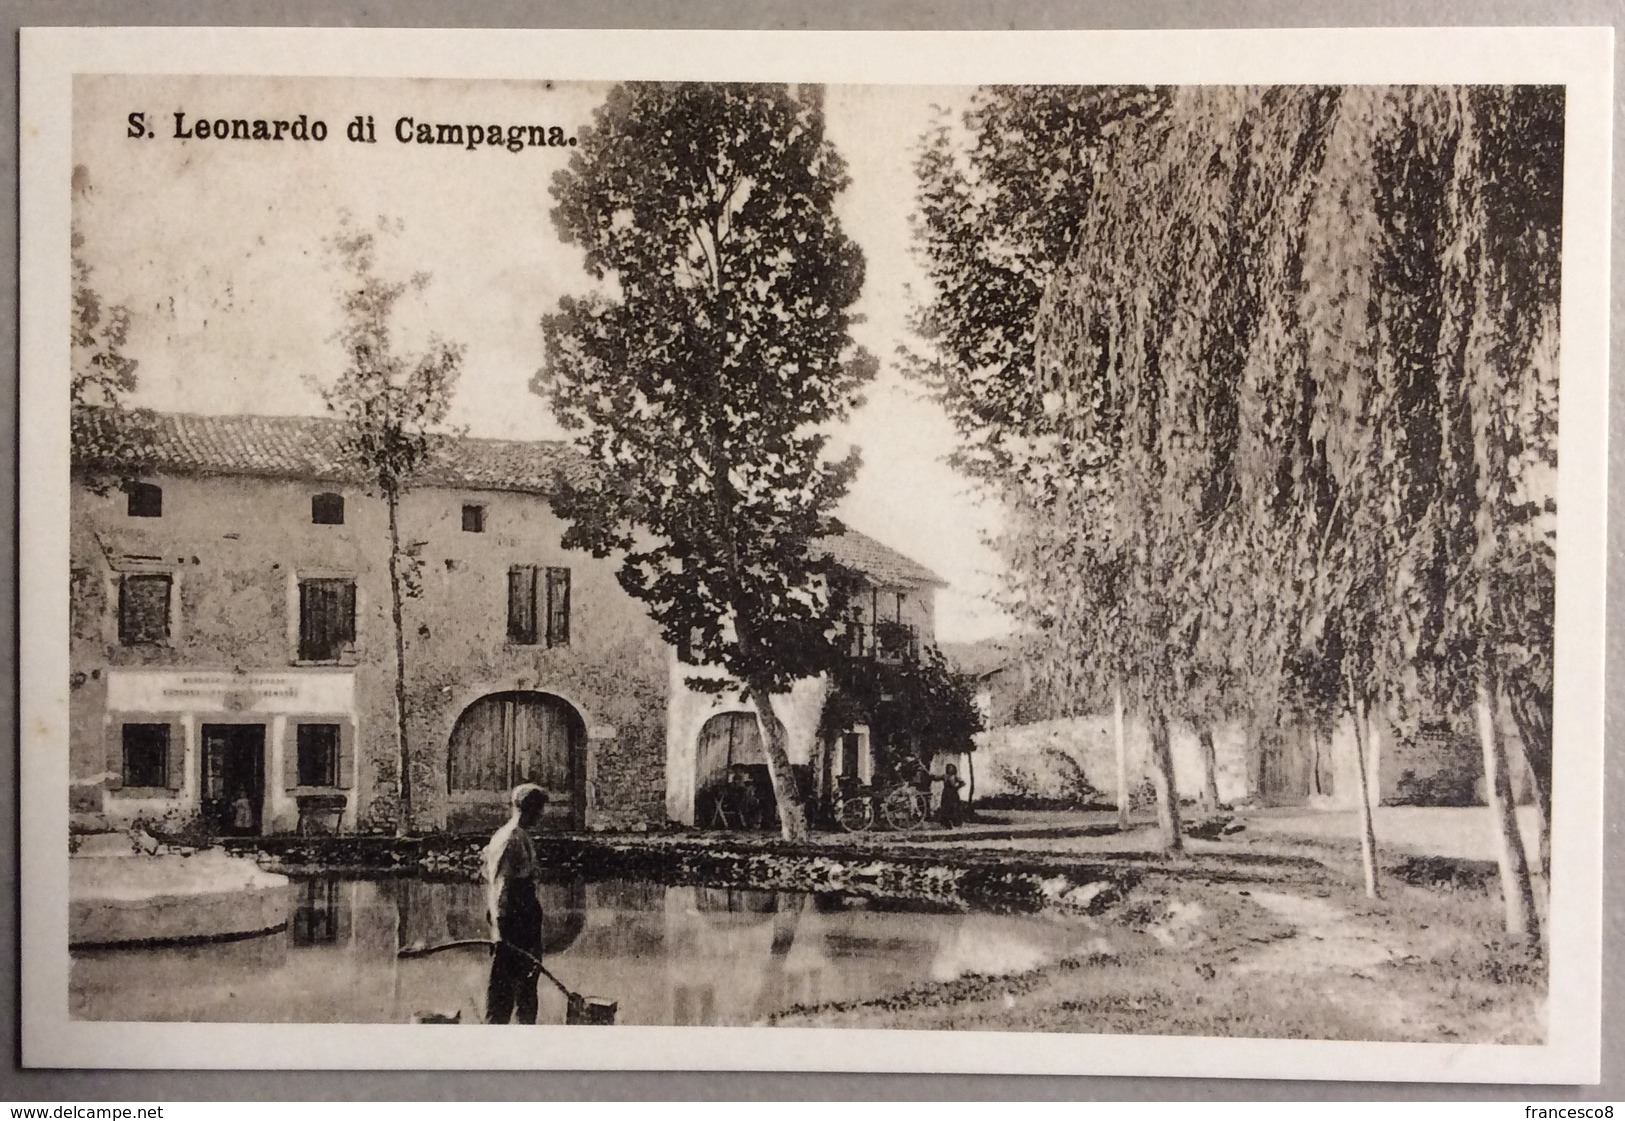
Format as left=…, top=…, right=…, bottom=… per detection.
left=482, top=783, right=548, bottom=1024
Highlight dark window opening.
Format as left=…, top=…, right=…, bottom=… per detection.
left=126, top=481, right=163, bottom=518
left=508, top=565, right=538, bottom=645
left=545, top=567, right=571, bottom=648
left=297, top=723, right=341, bottom=787
left=311, top=493, right=345, bottom=525
left=118, top=573, right=172, bottom=645
left=298, top=578, right=356, bottom=662
left=123, top=723, right=170, bottom=788
left=462, top=504, right=485, bottom=533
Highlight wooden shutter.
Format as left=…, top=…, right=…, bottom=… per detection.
left=298, top=581, right=324, bottom=660
left=165, top=722, right=184, bottom=791
left=337, top=721, right=354, bottom=789
left=300, top=579, right=356, bottom=661
left=337, top=581, right=357, bottom=646
left=508, top=566, right=538, bottom=644
left=283, top=723, right=302, bottom=791
left=105, top=722, right=124, bottom=790
left=545, top=567, right=571, bottom=647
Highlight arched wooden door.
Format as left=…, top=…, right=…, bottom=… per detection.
left=448, top=692, right=586, bottom=829
left=695, top=711, right=783, bottom=829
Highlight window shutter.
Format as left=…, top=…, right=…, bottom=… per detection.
left=298, top=581, right=320, bottom=660
left=299, top=579, right=356, bottom=661
left=337, top=721, right=354, bottom=789
left=338, top=581, right=357, bottom=647
left=546, top=567, right=571, bottom=647
left=508, top=565, right=537, bottom=644
left=165, top=722, right=184, bottom=791
left=284, top=724, right=301, bottom=791
left=105, top=722, right=124, bottom=790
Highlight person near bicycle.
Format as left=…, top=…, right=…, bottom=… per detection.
left=937, top=762, right=966, bottom=828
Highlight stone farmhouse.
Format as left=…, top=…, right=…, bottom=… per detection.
left=69, top=410, right=943, bottom=837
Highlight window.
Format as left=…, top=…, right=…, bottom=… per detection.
left=122, top=723, right=170, bottom=788
left=508, top=565, right=538, bottom=645
left=311, top=493, right=345, bottom=525
left=298, top=578, right=356, bottom=662
left=508, top=566, right=571, bottom=647
left=118, top=573, right=172, bottom=645
left=296, top=723, right=341, bottom=786
left=545, top=567, right=571, bottom=647
left=462, top=504, right=485, bottom=533
left=126, top=481, right=162, bottom=518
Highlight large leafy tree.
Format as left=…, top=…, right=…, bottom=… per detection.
left=536, top=82, right=875, bottom=842
left=919, top=85, right=1560, bottom=924
left=320, top=216, right=464, bottom=836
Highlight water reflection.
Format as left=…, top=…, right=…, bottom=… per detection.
left=70, top=878, right=1090, bottom=1026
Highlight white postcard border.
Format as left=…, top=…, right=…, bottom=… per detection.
left=18, top=25, right=1613, bottom=1081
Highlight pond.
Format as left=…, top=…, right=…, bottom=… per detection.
left=70, top=878, right=1095, bottom=1025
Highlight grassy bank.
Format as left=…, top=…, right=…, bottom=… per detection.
left=770, top=852, right=1545, bottom=1043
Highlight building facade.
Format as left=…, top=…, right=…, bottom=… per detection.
left=71, top=409, right=940, bottom=836
left=663, top=534, right=945, bottom=828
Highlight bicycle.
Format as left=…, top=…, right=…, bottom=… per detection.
left=832, top=783, right=874, bottom=833
left=831, top=781, right=929, bottom=833
left=878, top=783, right=929, bottom=832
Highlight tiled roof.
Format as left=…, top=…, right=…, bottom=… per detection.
left=814, top=526, right=946, bottom=588
left=75, top=408, right=944, bottom=587
left=74, top=408, right=589, bottom=494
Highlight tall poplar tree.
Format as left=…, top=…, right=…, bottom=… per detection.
left=321, top=217, right=464, bottom=836
left=536, top=83, right=875, bottom=842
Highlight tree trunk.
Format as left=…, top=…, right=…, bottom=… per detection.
left=746, top=685, right=808, bottom=842
left=1505, top=679, right=1553, bottom=882
left=1147, top=708, right=1182, bottom=853
left=807, top=730, right=829, bottom=828
left=1113, top=681, right=1130, bottom=831
left=965, top=751, right=975, bottom=808
left=1198, top=727, right=1221, bottom=810
left=1477, top=678, right=1540, bottom=942
left=387, top=488, right=412, bottom=837
left=1346, top=686, right=1380, bottom=899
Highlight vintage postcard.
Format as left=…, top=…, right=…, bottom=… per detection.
left=17, top=26, right=1611, bottom=1080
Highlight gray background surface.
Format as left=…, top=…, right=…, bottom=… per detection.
left=1, top=0, right=1620, bottom=1102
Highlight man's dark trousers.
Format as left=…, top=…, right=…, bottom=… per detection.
left=486, top=900, right=543, bottom=1024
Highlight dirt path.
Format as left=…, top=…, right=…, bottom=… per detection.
left=771, top=870, right=1545, bottom=1043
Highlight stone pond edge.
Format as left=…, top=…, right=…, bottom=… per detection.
left=222, top=832, right=1147, bottom=916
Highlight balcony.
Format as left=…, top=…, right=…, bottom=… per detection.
left=842, top=620, right=918, bottom=664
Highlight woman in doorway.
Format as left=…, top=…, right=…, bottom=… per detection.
left=230, top=787, right=254, bottom=833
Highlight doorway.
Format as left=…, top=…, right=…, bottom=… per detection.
left=202, top=723, right=266, bottom=835
left=447, top=692, right=587, bottom=830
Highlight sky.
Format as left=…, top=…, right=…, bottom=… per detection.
left=72, top=74, right=1011, bottom=643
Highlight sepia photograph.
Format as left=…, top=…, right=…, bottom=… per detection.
left=17, top=27, right=1611, bottom=1081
